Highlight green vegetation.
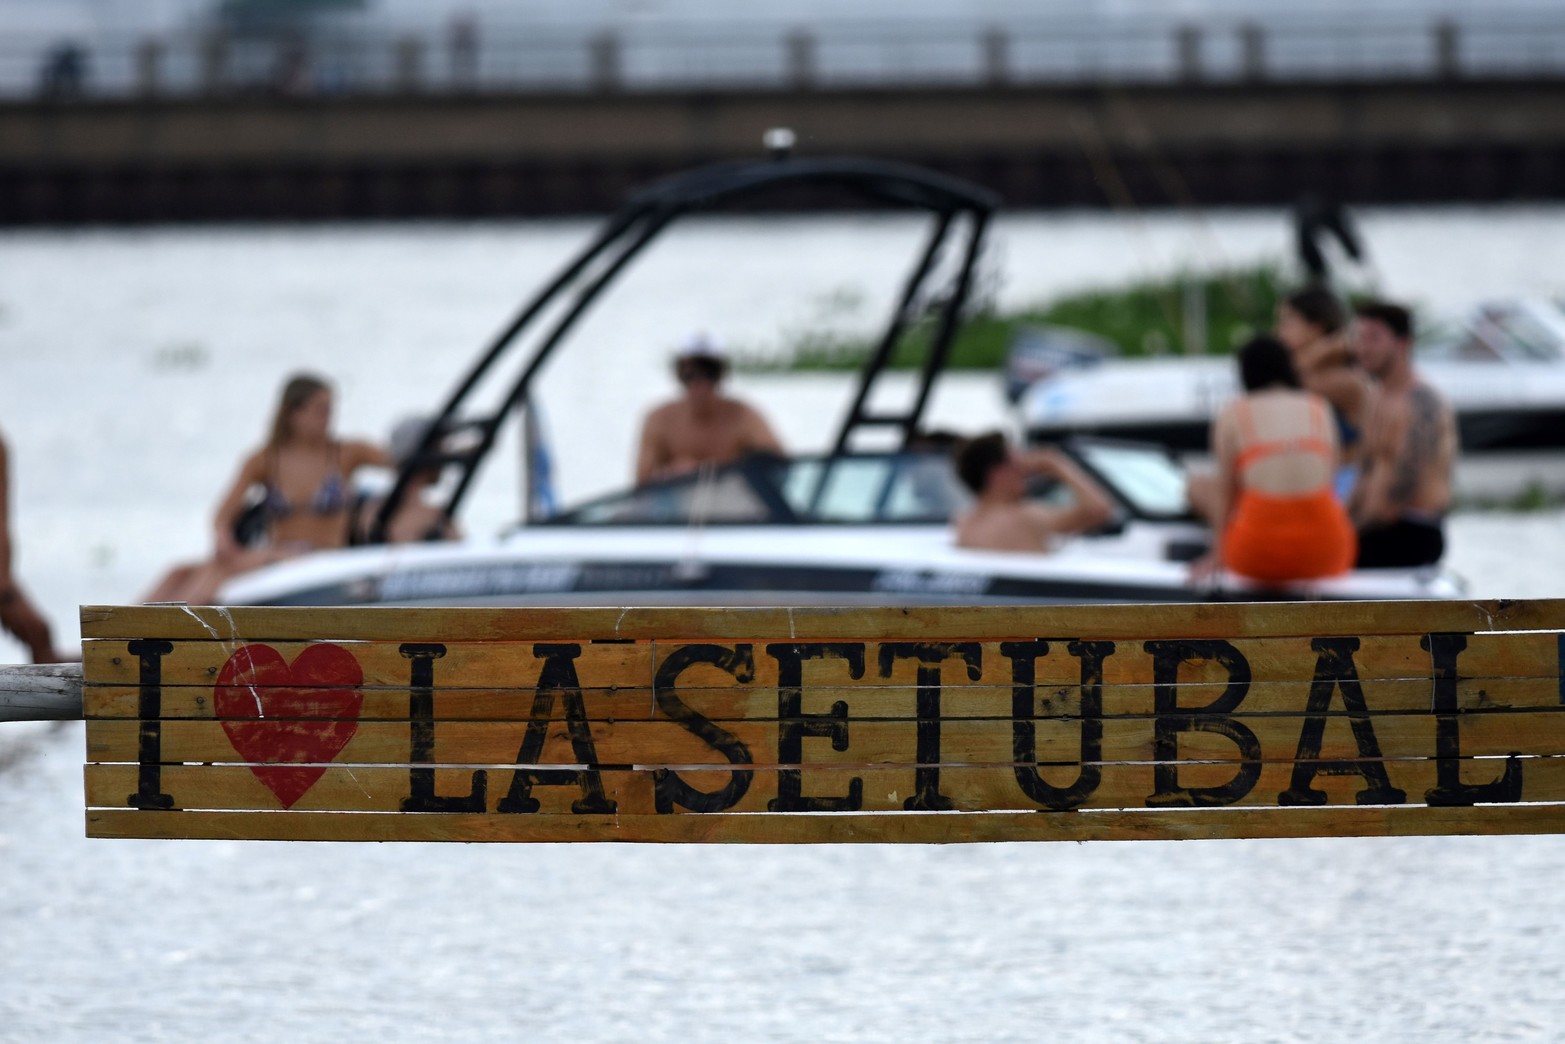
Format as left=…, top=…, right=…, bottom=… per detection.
left=1019, top=263, right=1290, bottom=360
left=1458, top=481, right=1565, bottom=512
left=742, top=262, right=1295, bottom=372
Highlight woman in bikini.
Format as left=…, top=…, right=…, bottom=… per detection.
left=1276, top=285, right=1375, bottom=499
left=144, top=373, right=390, bottom=603
left=1192, top=335, right=1357, bottom=584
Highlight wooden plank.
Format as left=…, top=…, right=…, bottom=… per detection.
left=79, top=676, right=1565, bottom=722
left=78, top=599, right=1565, bottom=644
left=81, top=709, right=1565, bottom=768
left=82, top=639, right=654, bottom=690
left=82, top=758, right=1565, bottom=816
left=76, top=631, right=1565, bottom=692
left=84, top=684, right=671, bottom=721
left=85, top=803, right=1565, bottom=843
left=76, top=600, right=1565, bottom=843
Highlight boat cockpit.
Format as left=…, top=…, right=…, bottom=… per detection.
left=537, top=436, right=1195, bottom=531
left=542, top=450, right=971, bottom=528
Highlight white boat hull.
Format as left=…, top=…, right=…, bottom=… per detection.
left=1020, top=355, right=1565, bottom=452
left=220, top=520, right=1465, bottom=608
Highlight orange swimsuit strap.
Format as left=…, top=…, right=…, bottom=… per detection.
left=1233, top=397, right=1334, bottom=475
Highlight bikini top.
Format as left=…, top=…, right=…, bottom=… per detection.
left=1332, top=405, right=1361, bottom=449
left=262, top=443, right=349, bottom=520
left=1233, top=397, right=1335, bottom=476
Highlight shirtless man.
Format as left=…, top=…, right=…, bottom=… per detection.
left=1349, top=301, right=1457, bottom=568
left=952, top=433, right=1116, bottom=552
left=634, top=336, right=783, bottom=485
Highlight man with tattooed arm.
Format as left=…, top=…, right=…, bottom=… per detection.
left=1349, top=301, right=1457, bottom=568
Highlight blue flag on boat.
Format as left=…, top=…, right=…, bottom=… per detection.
left=524, top=398, right=559, bottom=520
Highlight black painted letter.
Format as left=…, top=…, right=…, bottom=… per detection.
left=1004, top=640, right=1112, bottom=811
left=652, top=644, right=756, bottom=814
left=1277, top=637, right=1406, bottom=806
left=765, top=643, right=864, bottom=812
left=1144, top=640, right=1261, bottom=806
left=126, top=639, right=175, bottom=810
left=879, top=642, right=982, bottom=811
left=400, top=643, right=488, bottom=813
left=1423, top=632, right=1523, bottom=806
left=497, top=643, right=617, bottom=814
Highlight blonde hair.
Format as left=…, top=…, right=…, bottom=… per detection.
left=266, top=373, right=332, bottom=450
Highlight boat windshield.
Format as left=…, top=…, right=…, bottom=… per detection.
left=1067, top=439, right=1192, bottom=520
left=1472, top=301, right=1565, bottom=362
left=1419, top=300, right=1565, bottom=363
left=561, top=469, right=774, bottom=525
left=548, top=451, right=971, bottom=526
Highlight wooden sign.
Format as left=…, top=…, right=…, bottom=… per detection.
left=81, top=600, right=1565, bottom=843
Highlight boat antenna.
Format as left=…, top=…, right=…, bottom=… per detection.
left=763, top=126, right=796, bottom=161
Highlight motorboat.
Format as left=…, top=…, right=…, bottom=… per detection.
left=221, top=435, right=1463, bottom=606
left=218, top=149, right=1465, bottom=607
left=1016, top=296, right=1565, bottom=453
left=1016, top=192, right=1565, bottom=454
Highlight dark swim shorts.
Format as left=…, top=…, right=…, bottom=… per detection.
left=1354, top=517, right=1445, bottom=569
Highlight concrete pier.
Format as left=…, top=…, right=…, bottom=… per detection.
left=4, top=76, right=1564, bottom=222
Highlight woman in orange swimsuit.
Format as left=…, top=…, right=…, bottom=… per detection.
left=144, top=373, right=391, bottom=603
left=1195, top=335, right=1356, bottom=584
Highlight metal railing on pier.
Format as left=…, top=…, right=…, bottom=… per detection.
left=5, top=14, right=1565, bottom=102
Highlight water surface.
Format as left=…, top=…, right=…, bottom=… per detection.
left=0, top=211, right=1561, bottom=1042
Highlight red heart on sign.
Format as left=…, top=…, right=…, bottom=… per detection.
left=214, top=643, right=365, bottom=809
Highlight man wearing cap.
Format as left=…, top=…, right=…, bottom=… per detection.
left=635, top=335, right=784, bottom=485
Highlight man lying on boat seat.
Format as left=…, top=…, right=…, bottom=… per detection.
left=950, top=433, right=1117, bottom=552
left=634, top=334, right=784, bottom=485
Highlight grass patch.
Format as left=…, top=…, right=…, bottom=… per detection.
left=1457, top=481, right=1565, bottom=512
left=740, top=262, right=1293, bottom=372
